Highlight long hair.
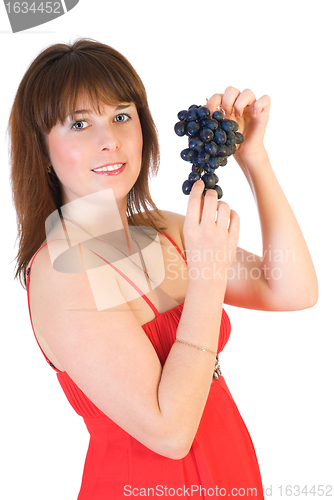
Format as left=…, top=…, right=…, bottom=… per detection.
left=9, top=39, right=166, bottom=288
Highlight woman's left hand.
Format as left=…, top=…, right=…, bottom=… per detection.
left=206, top=88, right=271, bottom=159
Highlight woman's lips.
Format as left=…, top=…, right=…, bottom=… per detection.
left=92, top=163, right=126, bottom=176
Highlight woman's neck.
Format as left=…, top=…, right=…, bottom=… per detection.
left=58, top=188, right=130, bottom=250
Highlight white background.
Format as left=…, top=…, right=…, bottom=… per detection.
left=0, top=0, right=333, bottom=498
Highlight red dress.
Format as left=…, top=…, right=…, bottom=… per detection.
left=26, top=232, right=264, bottom=499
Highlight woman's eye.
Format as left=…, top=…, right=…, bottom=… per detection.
left=114, top=113, right=131, bottom=123
left=72, top=120, right=89, bottom=130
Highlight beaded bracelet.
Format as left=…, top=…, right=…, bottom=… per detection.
left=174, top=338, right=217, bottom=357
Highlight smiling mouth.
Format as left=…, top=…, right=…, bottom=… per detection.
left=92, top=163, right=125, bottom=172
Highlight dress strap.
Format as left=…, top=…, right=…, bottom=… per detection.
left=161, top=230, right=187, bottom=265
left=88, top=250, right=160, bottom=317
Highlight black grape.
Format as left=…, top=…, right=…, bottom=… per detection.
left=187, top=121, right=201, bottom=137
left=207, top=157, right=220, bottom=169
left=205, top=141, right=218, bottom=156
left=182, top=180, right=193, bottom=195
left=202, top=173, right=216, bottom=189
left=226, top=131, right=236, bottom=146
left=221, top=119, right=233, bottom=132
left=197, top=151, right=211, bottom=165
left=212, top=110, right=224, bottom=122
left=200, top=128, right=214, bottom=143
left=180, top=148, right=198, bottom=162
left=217, top=145, right=228, bottom=157
left=230, top=120, right=239, bottom=132
left=200, top=118, right=219, bottom=131
left=235, top=132, right=244, bottom=144
left=214, top=129, right=227, bottom=145
left=203, top=165, right=214, bottom=173
left=177, top=110, right=188, bottom=121
left=174, top=121, right=187, bottom=137
left=214, top=185, right=223, bottom=199
left=197, top=106, right=211, bottom=120
left=189, top=137, right=205, bottom=151
left=188, top=171, right=201, bottom=183
left=186, top=108, right=198, bottom=121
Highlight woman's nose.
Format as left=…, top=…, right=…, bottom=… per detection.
left=98, top=126, right=121, bottom=152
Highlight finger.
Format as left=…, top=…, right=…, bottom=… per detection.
left=205, top=94, right=223, bottom=115
left=216, top=201, right=231, bottom=230
left=184, top=180, right=205, bottom=230
left=252, top=94, right=271, bottom=116
left=233, top=88, right=257, bottom=118
left=227, top=210, right=240, bottom=242
left=199, top=192, right=205, bottom=222
left=222, top=86, right=241, bottom=116
left=200, top=188, right=218, bottom=228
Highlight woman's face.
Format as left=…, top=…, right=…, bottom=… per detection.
left=46, top=101, right=143, bottom=208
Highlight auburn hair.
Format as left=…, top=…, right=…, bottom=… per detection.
left=9, top=39, right=166, bottom=288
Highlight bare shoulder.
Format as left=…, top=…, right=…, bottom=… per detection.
left=160, top=210, right=186, bottom=232
left=144, top=209, right=186, bottom=254
left=28, top=241, right=101, bottom=313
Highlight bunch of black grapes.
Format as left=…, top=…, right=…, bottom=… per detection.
left=174, top=105, right=244, bottom=199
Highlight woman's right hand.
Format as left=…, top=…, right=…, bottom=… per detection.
left=183, top=180, right=240, bottom=285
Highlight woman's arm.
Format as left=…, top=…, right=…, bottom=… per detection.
left=30, top=182, right=239, bottom=460
left=205, top=89, right=318, bottom=311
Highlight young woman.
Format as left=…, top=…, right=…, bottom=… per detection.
left=9, top=39, right=318, bottom=499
